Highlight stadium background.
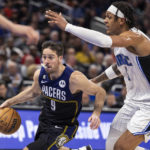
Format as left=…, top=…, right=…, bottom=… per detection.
left=0, top=0, right=150, bottom=149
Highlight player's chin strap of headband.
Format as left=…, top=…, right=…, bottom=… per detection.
left=107, top=5, right=125, bottom=18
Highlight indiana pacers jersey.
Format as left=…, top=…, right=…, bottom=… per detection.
left=114, top=27, right=150, bottom=107
left=38, top=65, right=82, bottom=126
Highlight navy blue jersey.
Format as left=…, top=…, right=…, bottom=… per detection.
left=38, top=65, right=82, bottom=126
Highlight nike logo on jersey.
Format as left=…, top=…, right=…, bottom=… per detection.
left=41, top=80, right=47, bottom=84
left=55, top=125, right=63, bottom=129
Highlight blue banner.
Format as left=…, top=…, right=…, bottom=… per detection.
left=0, top=110, right=149, bottom=149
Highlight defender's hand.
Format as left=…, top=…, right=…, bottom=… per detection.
left=45, top=10, right=68, bottom=31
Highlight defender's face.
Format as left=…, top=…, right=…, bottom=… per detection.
left=42, top=48, right=61, bottom=73
left=104, top=12, right=120, bottom=35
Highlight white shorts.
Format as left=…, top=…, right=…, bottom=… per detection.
left=111, top=102, right=150, bottom=143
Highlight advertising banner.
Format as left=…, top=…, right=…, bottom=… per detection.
left=0, top=110, right=149, bottom=150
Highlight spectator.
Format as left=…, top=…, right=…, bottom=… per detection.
left=50, top=30, right=60, bottom=42
left=65, top=47, right=86, bottom=73
left=21, top=55, right=35, bottom=78
left=0, top=80, right=16, bottom=102
left=87, top=64, right=99, bottom=79
left=103, top=54, right=114, bottom=68
left=76, top=42, right=95, bottom=65
left=105, top=93, right=118, bottom=108
left=95, top=52, right=106, bottom=74
left=7, top=61, right=22, bottom=93
left=0, top=53, right=7, bottom=75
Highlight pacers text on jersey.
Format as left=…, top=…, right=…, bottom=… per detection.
left=42, top=85, right=66, bottom=100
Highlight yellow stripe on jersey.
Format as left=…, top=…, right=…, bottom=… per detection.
left=43, top=95, right=78, bottom=123
left=47, top=125, right=78, bottom=150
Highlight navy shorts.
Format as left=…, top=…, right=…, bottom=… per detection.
left=27, top=125, right=78, bottom=150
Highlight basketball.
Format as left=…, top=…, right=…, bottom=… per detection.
left=0, top=107, right=21, bottom=135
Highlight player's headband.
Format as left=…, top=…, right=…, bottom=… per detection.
left=107, top=5, right=125, bottom=18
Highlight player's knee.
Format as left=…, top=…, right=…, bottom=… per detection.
left=23, top=147, right=29, bottom=150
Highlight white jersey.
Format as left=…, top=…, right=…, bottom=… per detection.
left=114, top=28, right=150, bottom=106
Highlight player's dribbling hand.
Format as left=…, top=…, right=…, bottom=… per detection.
left=88, top=113, right=100, bottom=130
left=45, top=10, right=68, bottom=31
left=0, top=101, right=9, bottom=109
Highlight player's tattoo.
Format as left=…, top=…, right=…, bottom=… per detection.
left=91, top=73, right=108, bottom=83
left=91, top=63, right=121, bottom=83
left=112, top=63, right=121, bottom=75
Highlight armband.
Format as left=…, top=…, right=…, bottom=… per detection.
left=105, top=66, right=118, bottom=79
left=65, top=23, right=112, bottom=48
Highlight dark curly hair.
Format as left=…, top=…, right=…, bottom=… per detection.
left=112, top=1, right=135, bottom=28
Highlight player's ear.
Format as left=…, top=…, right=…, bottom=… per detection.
left=59, top=56, right=63, bottom=62
left=119, top=18, right=126, bottom=26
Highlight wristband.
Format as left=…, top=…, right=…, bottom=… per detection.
left=65, top=23, right=112, bottom=48
left=105, top=66, right=118, bottom=79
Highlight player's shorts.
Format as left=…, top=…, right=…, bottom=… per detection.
left=127, top=108, right=150, bottom=143
left=27, top=124, right=78, bottom=150
left=111, top=101, right=150, bottom=143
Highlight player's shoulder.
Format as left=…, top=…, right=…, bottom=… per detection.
left=70, top=70, right=85, bottom=82
left=120, top=29, right=144, bottom=41
left=71, top=70, right=84, bottom=77
left=33, top=69, right=41, bottom=79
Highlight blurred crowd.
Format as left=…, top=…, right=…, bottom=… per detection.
left=0, top=0, right=150, bottom=108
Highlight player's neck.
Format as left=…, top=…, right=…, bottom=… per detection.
left=119, top=25, right=130, bottom=34
left=49, top=64, right=65, bottom=80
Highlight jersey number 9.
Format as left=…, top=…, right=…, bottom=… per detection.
left=51, top=100, right=56, bottom=111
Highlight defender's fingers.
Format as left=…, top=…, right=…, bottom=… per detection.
left=48, top=21, right=58, bottom=24
left=46, top=10, right=58, bottom=17
left=45, top=15, right=57, bottom=20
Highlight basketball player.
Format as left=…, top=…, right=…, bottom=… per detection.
left=0, top=41, right=106, bottom=150
left=45, top=1, right=150, bottom=150
left=0, top=14, right=39, bottom=45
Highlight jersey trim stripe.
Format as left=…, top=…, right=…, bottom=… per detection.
left=43, top=95, right=78, bottom=123
left=136, top=56, right=150, bottom=85
left=47, top=125, right=78, bottom=150
left=133, top=122, right=150, bottom=135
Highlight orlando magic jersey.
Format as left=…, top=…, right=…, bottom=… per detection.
left=38, top=65, right=82, bottom=126
left=114, top=27, right=150, bottom=106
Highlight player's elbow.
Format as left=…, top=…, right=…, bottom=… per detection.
left=32, top=91, right=40, bottom=97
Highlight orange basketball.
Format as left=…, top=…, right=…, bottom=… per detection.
left=0, top=107, right=21, bottom=135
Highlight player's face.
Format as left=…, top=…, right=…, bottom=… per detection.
left=104, top=12, right=121, bottom=35
left=42, top=48, right=62, bottom=73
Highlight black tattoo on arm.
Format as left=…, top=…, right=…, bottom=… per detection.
left=112, top=63, right=121, bottom=75
left=91, top=63, right=122, bottom=83
left=91, top=72, right=108, bottom=83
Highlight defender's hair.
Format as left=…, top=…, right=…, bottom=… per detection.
left=112, top=1, right=135, bottom=28
left=42, top=41, right=64, bottom=56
